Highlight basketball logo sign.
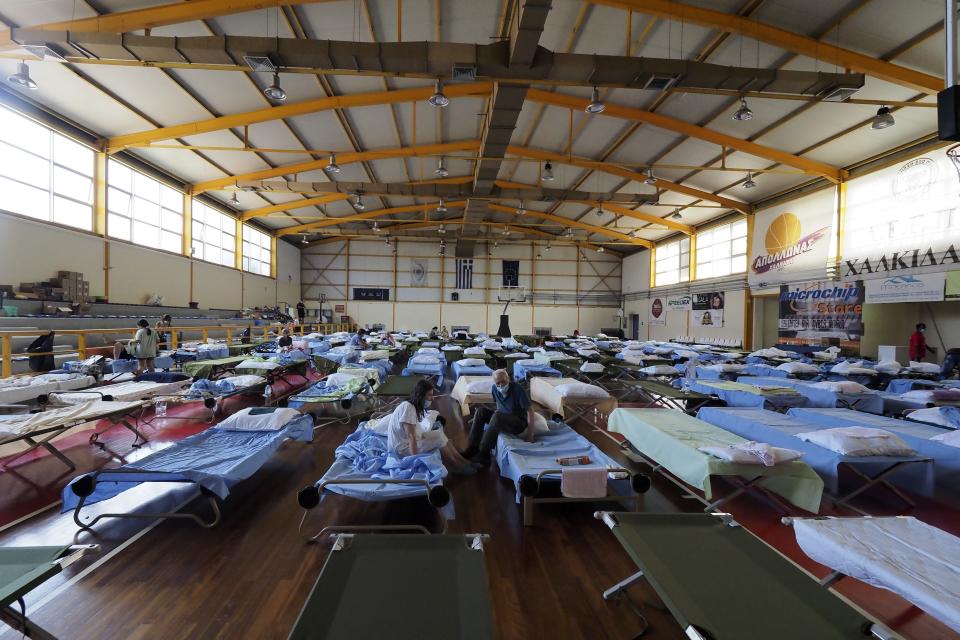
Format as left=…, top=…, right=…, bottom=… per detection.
left=752, top=212, right=828, bottom=275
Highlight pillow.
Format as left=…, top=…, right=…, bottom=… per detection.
left=930, top=430, right=960, bottom=447
left=906, top=406, right=960, bottom=429
left=810, top=381, right=871, bottom=394
left=217, top=407, right=302, bottom=431
left=875, top=360, right=902, bottom=374
left=505, top=352, right=531, bottom=359
left=698, top=442, right=802, bottom=466
left=554, top=382, right=608, bottom=399
left=580, top=362, right=605, bottom=373
left=577, top=349, right=600, bottom=358
left=455, top=358, right=486, bottom=367
left=464, top=346, right=486, bottom=356
left=909, top=360, right=941, bottom=374
left=528, top=412, right=550, bottom=435
left=360, top=350, right=389, bottom=361
left=221, top=375, right=265, bottom=388
left=465, top=379, right=493, bottom=394
left=325, top=372, right=363, bottom=388
left=795, top=427, right=916, bottom=456
left=441, top=345, right=462, bottom=351
left=640, top=365, right=680, bottom=376
left=410, top=354, right=441, bottom=365
left=416, top=347, right=441, bottom=355
left=704, top=363, right=746, bottom=373
left=830, top=360, right=876, bottom=375
left=776, top=361, right=820, bottom=374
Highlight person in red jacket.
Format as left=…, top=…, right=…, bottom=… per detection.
left=909, top=323, right=927, bottom=361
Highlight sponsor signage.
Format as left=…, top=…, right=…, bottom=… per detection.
left=864, top=273, right=945, bottom=304
left=843, top=245, right=960, bottom=276
left=353, top=287, right=390, bottom=301
left=749, top=189, right=834, bottom=286
left=649, top=297, right=666, bottom=326
left=778, top=281, right=864, bottom=350
left=691, top=292, right=724, bottom=328
left=666, top=295, right=692, bottom=310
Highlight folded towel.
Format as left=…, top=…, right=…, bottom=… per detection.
left=698, top=441, right=802, bottom=466
left=561, top=466, right=607, bottom=498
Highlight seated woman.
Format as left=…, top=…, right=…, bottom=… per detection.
left=386, top=379, right=477, bottom=475
left=278, top=328, right=294, bottom=350
left=440, top=325, right=450, bottom=340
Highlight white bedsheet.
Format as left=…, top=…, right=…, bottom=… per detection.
left=794, top=516, right=960, bottom=632
left=53, top=380, right=186, bottom=404
left=0, top=400, right=142, bottom=437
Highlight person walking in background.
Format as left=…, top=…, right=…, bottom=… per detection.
left=155, top=314, right=172, bottom=350
left=909, top=323, right=928, bottom=361
left=296, top=300, right=306, bottom=326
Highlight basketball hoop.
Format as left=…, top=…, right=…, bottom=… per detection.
left=947, top=144, right=960, bottom=195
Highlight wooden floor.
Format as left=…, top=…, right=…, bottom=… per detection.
left=0, top=379, right=958, bottom=639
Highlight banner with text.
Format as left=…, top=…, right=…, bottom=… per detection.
left=778, top=281, right=864, bottom=350
left=864, top=273, right=945, bottom=304
left=749, top=189, right=835, bottom=286
left=691, top=292, right=724, bottom=328
left=666, top=295, right=692, bottom=311
left=649, top=297, right=667, bottom=326
left=843, top=149, right=960, bottom=278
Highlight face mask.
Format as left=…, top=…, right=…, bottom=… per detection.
left=496, top=384, right=509, bottom=395
left=424, top=399, right=432, bottom=409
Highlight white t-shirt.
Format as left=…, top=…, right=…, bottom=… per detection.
left=386, top=401, right=421, bottom=456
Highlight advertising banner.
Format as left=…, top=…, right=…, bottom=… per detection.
left=864, top=273, right=945, bottom=304
left=778, top=281, right=864, bottom=349
left=691, top=292, right=724, bottom=328
left=666, top=295, right=692, bottom=311
left=843, top=148, right=960, bottom=277
left=749, top=189, right=834, bottom=286
left=947, top=271, right=960, bottom=299
left=410, top=259, right=428, bottom=287
left=649, top=297, right=667, bottom=326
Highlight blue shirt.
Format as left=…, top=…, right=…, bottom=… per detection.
left=492, top=382, right=529, bottom=418
left=349, top=335, right=364, bottom=348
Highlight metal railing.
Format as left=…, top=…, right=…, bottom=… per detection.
left=0, top=322, right=357, bottom=377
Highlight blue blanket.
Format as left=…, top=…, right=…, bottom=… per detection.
left=186, top=378, right=237, bottom=397
left=62, top=413, right=314, bottom=510
left=697, top=407, right=934, bottom=497
left=513, top=360, right=561, bottom=382
left=451, top=362, right=493, bottom=381
left=401, top=362, right=445, bottom=386
left=737, top=376, right=883, bottom=414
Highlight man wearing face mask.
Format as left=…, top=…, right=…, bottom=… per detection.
left=909, top=323, right=928, bottom=362
left=461, top=369, right=536, bottom=467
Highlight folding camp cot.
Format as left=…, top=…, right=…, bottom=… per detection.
left=595, top=512, right=897, bottom=640
left=608, top=408, right=824, bottom=513
left=0, top=400, right=146, bottom=471
left=688, top=379, right=808, bottom=411
left=288, top=377, right=374, bottom=427
left=788, top=407, right=960, bottom=490
left=288, top=533, right=492, bottom=640
left=494, top=421, right=648, bottom=525
left=372, top=374, right=428, bottom=412
left=450, top=376, right=495, bottom=417
left=529, top=377, right=617, bottom=429
left=401, top=357, right=446, bottom=386
left=738, top=376, right=884, bottom=414
left=450, top=360, right=494, bottom=381
left=181, top=355, right=248, bottom=380
left=0, top=373, right=97, bottom=405
left=64, top=408, right=314, bottom=529
left=0, top=544, right=98, bottom=640
left=697, top=407, right=934, bottom=513
left=512, top=359, right=561, bottom=383
left=297, top=423, right=452, bottom=539
left=615, top=379, right=712, bottom=413
left=784, top=515, right=960, bottom=634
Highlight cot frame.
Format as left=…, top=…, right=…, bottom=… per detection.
left=516, top=467, right=648, bottom=526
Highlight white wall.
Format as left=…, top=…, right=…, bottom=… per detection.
left=302, top=238, right=622, bottom=334
left=0, top=211, right=297, bottom=311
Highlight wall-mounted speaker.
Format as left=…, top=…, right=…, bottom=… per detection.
left=451, top=292, right=459, bottom=301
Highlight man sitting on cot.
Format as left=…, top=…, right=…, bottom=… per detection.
left=461, top=369, right=536, bottom=467
left=387, top=378, right=477, bottom=475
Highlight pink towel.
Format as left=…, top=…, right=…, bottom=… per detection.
left=561, top=467, right=607, bottom=498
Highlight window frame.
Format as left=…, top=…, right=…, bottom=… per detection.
left=654, top=237, right=690, bottom=287
left=694, top=218, right=749, bottom=280
left=191, top=199, right=237, bottom=268
left=241, top=224, right=272, bottom=277
left=107, top=158, right=183, bottom=253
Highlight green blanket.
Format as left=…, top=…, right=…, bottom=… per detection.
left=695, top=380, right=798, bottom=396
left=609, top=408, right=823, bottom=512
left=294, top=377, right=366, bottom=402
left=0, top=545, right=69, bottom=609
left=182, top=355, right=248, bottom=379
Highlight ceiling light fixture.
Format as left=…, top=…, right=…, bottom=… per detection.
left=743, top=172, right=757, bottom=189
left=436, top=157, right=449, bottom=178
left=732, top=96, right=753, bottom=121
left=438, top=224, right=446, bottom=235
left=228, top=192, right=240, bottom=206
left=428, top=79, right=449, bottom=108
left=263, top=71, right=287, bottom=102
left=585, top=86, right=605, bottom=114
left=542, top=162, right=555, bottom=182
left=503, top=226, right=511, bottom=236
left=325, top=153, right=341, bottom=174
left=597, top=245, right=606, bottom=253
left=545, top=242, right=552, bottom=252
left=353, top=193, right=365, bottom=210
left=872, top=105, right=895, bottom=130
left=644, top=168, right=657, bottom=186
left=564, top=227, right=574, bottom=238
left=517, top=201, right=526, bottom=215
left=8, top=62, right=37, bottom=90
left=436, top=198, right=447, bottom=213
left=536, top=253, right=542, bottom=260
left=372, top=220, right=380, bottom=231
left=670, top=207, right=682, bottom=220
left=300, top=234, right=308, bottom=244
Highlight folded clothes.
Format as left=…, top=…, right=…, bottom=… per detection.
left=698, top=441, right=802, bottom=466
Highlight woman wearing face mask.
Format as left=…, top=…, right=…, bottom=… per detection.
left=386, top=379, right=477, bottom=474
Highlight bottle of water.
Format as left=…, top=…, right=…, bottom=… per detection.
left=263, top=384, right=273, bottom=404
left=154, top=400, right=167, bottom=417
left=685, top=355, right=699, bottom=388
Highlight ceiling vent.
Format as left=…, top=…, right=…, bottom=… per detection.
left=451, top=65, right=477, bottom=83
left=818, top=85, right=861, bottom=102
left=243, top=56, right=277, bottom=72
left=643, top=74, right=680, bottom=91
left=23, top=44, right=66, bottom=62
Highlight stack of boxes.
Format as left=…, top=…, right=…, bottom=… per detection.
left=16, top=271, right=90, bottom=303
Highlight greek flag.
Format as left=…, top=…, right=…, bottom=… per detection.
left=456, top=258, right=473, bottom=289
